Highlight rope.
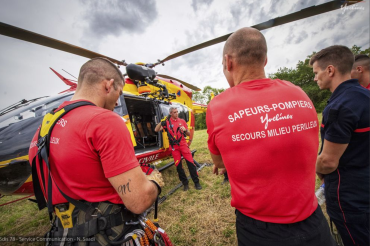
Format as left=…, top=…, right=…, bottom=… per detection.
left=0, top=195, right=34, bottom=207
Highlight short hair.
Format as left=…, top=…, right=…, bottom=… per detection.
left=169, top=107, right=178, bottom=113
left=353, top=54, right=370, bottom=71
left=223, top=27, right=267, bottom=67
left=78, top=58, right=124, bottom=89
left=309, top=45, right=354, bottom=75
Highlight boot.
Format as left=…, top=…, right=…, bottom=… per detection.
left=183, top=184, right=189, bottom=191
left=194, top=182, right=202, bottom=190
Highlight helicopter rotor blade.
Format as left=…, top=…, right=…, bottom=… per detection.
left=153, top=0, right=361, bottom=67
left=0, top=22, right=126, bottom=66
left=157, top=74, right=201, bottom=91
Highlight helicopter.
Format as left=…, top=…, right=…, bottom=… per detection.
left=0, top=0, right=361, bottom=198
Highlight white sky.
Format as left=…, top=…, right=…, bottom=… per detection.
left=0, top=0, right=369, bottom=110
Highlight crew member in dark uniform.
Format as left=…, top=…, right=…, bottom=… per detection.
left=311, top=45, right=370, bottom=246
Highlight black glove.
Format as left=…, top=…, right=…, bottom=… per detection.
left=160, top=116, right=169, bottom=127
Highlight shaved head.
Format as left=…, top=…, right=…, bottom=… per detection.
left=353, top=54, right=370, bottom=71
left=223, top=27, right=267, bottom=67
left=78, top=58, right=124, bottom=90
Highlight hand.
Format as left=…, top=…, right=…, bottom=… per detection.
left=316, top=172, right=325, bottom=182
left=213, top=166, right=226, bottom=175
left=160, top=117, right=168, bottom=127
left=147, top=169, right=164, bottom=187
left=180, top=126, right=187, bottom=132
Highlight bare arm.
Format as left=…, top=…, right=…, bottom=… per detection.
left=316, top=139, right=348, bottom=175
left=211, top=152, right=227, bottom=175
left=155, top=122, right=163, bottom=132
left=108, top=166, right=159, bottom=214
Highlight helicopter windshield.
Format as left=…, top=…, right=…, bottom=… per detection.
left=0, top=92, right=128, bottom=130
left=0, top=92, right=74, bottom=129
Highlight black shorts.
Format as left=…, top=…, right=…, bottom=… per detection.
left=236, top=205, right=338, bottom=246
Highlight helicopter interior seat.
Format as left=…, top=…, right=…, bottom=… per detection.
left=133, top=116, right=147, bottom=148
left=142, top=116, right=157, bottom=147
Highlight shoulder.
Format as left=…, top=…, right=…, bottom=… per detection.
left=208, top=88, right=232, bottom=109
left=89, top=110, right=124, bottom=126
left=275, top=79, right=306, bottom=92
left=340, top=86, right=370, bottom=107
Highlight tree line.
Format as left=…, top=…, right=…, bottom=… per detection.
left=192, top=45, right=369, bottom=130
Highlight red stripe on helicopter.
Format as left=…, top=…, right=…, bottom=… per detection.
left=125, top=78, right=135, bottom=85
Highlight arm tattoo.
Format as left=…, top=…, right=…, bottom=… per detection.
left=118, top=179, right=131, bottom=195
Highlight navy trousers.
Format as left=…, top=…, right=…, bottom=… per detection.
left=331, top=217, right=369, bottom=246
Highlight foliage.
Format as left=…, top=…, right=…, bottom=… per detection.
left=193, top=86, right=226, bottom=130
left=351, top=45, right=370, bottom=55
left=270, top=45, right=369, bottom=112
left=192, top=86, right=226, bottom=105
left=195, top=112, right=207, bottom=130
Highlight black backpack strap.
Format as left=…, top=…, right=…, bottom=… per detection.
left=32, top=101, right=96, bottom=219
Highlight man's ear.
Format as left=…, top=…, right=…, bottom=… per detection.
left=327, top=65, right=335, bottom=77
left=357, top=66, right=363, bottom=73
left=225, top=54, right=232, bottom=72
left=104, top=79, right=115, bottom=93
left=264, top=56, right=268, bottom=67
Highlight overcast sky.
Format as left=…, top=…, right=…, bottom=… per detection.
left=0, top=0, right=369, bottom=110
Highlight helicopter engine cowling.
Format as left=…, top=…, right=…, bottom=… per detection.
left=126, top=64, right=156, bottom=82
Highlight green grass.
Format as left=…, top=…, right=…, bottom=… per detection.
left=0, top=114, right=341, bottom=245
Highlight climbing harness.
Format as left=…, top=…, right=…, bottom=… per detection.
left=31, top=101, right=172, bottom=245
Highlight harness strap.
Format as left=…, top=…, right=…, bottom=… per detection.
left=32, top=101, right=96, bottom=217
left=163, top=117, right=186, bottom=148
left=31, top=156, right=47, bottom=210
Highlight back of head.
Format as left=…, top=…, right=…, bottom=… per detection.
left=309, top=45, right=354, bottom=75
left=223, top=27, right=267, bottom=68
left=78, top=58, right=124, bottom=90
left=354, top=54, right=370, bottom=71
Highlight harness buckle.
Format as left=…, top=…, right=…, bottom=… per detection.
left=98, top=217, right=108, bottom=231
left=91, top=207, right=103, bottom=217
left=37, top=136, right=47, bottom=150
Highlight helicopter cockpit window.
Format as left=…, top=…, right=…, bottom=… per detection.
left=159, top=103, right=189, bottom=122
left=159, top=104, right=171, bottom=118
left=178, top=105, right=189, bottom=122
left=0, top=93, right=73, bottom=129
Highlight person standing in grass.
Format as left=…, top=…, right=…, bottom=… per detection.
left=155, top=107, right=202, bottom=191
left=311, top=45, right=369, bottom=246
left=207, top=27, right=337, bottom=246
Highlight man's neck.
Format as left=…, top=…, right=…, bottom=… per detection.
left=71, top=90, right=103, bottom=108
left=359, top=73, right=370, bottom=88
left=171, top=117, right=178, bottom=121
left=330, top=74, right=352, bottom=93
left=233, top=67, right=266, bottom=86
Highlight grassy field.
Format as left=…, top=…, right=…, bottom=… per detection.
left=0, top=113, right=342, bottom=245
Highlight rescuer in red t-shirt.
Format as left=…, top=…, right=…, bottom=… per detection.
left=155, top=107, right=202, bottom=191
left=351, top=54, right=370, bottom=90
left=207, top=27, right=336, bottom=246
left=29, top=58, right=164, bottom=242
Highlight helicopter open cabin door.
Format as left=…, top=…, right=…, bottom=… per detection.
left=121, top=95, right=162, bottom=154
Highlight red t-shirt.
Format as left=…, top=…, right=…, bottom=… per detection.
left=165, top=117, right=188, bottom=146
left=29, top=100, right=139, bottom=205
left=362, top=83, right=370, bottom=90
left=207, top=79, right=319, bottom=224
